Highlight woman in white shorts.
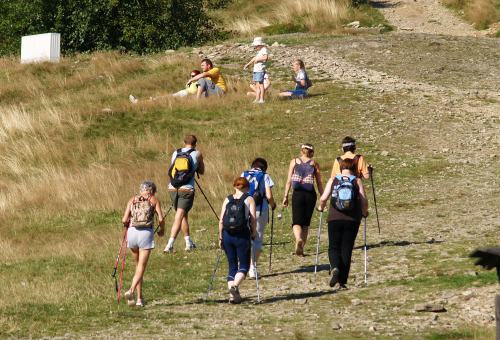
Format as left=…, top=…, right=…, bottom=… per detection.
left=121, top=181, right=165, bottom=307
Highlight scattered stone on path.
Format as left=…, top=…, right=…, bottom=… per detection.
left=351, top=299, right=362, bottom=306
left=331, top=323, right=342, bottom=330
left=369, top=326, right=377, bottom=331
left=414, top=303, right=447, bottom=312
left=381, top=151, right=390, bottom=156
left=346, top=21, right=360, bottom=28
left=295, top=298, right=308, bottom=305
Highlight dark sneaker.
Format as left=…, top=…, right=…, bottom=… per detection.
left=329, top=268, right=340, bottom=288
left=339, top=284, right=348, bottom=290
left=229, top=286, right=242, bottom=304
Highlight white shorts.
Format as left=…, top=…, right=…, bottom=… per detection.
left=127, top=227, right=155, bottom=250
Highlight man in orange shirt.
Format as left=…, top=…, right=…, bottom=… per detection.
left=188, top=58, right=227, bottom=98
left=330, top=136, right=370, bottom=180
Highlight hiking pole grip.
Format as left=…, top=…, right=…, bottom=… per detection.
left=368, top=165, right=381, bottom=235
left=195, top=179, right=220, bottom=221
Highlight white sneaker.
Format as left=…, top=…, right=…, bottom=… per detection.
left=248, top=267, right=260, bottom=279
left=163, top=245, right=174, bottom=253
left=185, top=240, right=197, bottom=251
left=129, top=94, right=138, bottom=104
left=257, top=99, right=265, bottom=104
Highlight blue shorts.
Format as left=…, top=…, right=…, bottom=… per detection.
left=288, top=89, right=308, bottom=97
left=253, top=72, right=265, bottom=84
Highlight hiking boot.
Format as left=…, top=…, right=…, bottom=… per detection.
left=295, top=241, right=304, bottom=256
left=229, top=286, right=242, bottom=304
left=184, top=240, right=197, bottom=251
left=329, top=268, right=340, bottom=288
left=163, top=245, right=174, bottom=253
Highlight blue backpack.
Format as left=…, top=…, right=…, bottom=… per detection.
left=243, top=169, right=266, bottom=207
left=331, top=175, right=357, bottom=212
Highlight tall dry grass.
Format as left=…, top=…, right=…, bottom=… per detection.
left=229, top=0, right=350, bottom=34
left=442, top=0, right=499, bottom=29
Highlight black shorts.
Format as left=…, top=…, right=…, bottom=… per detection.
left=292, top=190, right=317, bottom=227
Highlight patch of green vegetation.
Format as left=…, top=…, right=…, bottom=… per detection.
left=427, top=327, right=495, bottom=339
left=385, top=271, right=497, bottom=290
left=352, top=4, right=394, bottom=32
left=262, top=22, right=308, bottom=35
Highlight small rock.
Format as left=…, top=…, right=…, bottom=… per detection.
left=102, top=108, right=113, bottom=113
left=295, top=299, right=308, bottom=305
left=381, top=151, right=389, bottom=157
left=275, top=328, right=282, bottom=332
left=351, top=299, right=362, bottom=306
left=414, top=303, right=447, bottom=313
left=165, top=49, right=175, bottom=53
left=432, top=314, right=439, bottom=321
left=331, top=323, right=342, bottom=330
left=346, top=21, right=360, bottom=28
left=272, top=41, right=280, bottom=47
left=369, top=326, right=377, bottom=331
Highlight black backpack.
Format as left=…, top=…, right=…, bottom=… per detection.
left=222, top=194, right=249, bottom=234
left=168, top=148, right=195, bottom=188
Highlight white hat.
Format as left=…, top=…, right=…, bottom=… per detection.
left=251, top=37, right=266, bottom=46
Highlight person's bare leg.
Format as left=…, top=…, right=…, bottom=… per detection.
left=302, top=226, right=309, bottom=247
left=129, top=249, right=150, bottom=295
left=255, top=86, right=260, bottom=102
left=169, top=208, right=186, bottom=239
left=258, top=83, right=265, bottom=101
left=293, top=225, right=304, bottom=255
left=279, top=91, right=292, bottom=97
left=233, top=272, right=246, bottom=286
left=180, top=214, right=190, bottom=236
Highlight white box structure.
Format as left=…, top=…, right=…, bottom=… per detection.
left=21, top=33, right=61, bottom=64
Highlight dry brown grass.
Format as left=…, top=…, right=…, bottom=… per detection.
left=228, top=0, right=350, bottom=34
left=442, top=0, right=499, bottom=29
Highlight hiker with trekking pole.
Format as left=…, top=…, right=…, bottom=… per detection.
left=164, top=135, right=205, bottom=253
left=218, top=177, right=257, bottom=304
left=282, top=143, right=324, bottom=256
left=242, top=158, right=277, bottom=279
left=319, top=158, right=369, bottom=289
left=119, top=181, right=165, bottom=307
left=331, top=136, right=370, bottom=180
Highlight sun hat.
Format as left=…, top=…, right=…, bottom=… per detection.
left=252, top=37, right=266, bottom=46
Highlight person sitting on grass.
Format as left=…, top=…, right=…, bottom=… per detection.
left=122, top=181, right=165, bottom=307
left=128, top=70, right=201, bottom=103
left=279, top=59, right=312, bottom=99
left=244, top=37, right=269, bottom=104
left=247, top=73, right=271, bottom=99
left=218, top=177, right=257, bottom=304
left=188, top=58, right=227, bottom=98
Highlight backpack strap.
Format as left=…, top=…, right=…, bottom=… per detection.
left=352, top=155, right=361, bottom=176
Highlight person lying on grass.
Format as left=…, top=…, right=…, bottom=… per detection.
left=122, top=181, right=165, bottom=307
left=128, top=70, right=201, bottom=103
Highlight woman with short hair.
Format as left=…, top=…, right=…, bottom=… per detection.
left=218, top=177, right=257, bottom=304
left=283, top=143, right=324, bottom=256
left=122, top=180, right=165, bottom=307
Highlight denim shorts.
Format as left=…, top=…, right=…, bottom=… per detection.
left=288, top=89, right=308, bottom=97
left=253, top=72, right=265, bottom=84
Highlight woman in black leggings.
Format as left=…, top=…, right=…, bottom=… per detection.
left=319, top=158, right=368, bottom=289
left=283, top=144, right=324, bottom=256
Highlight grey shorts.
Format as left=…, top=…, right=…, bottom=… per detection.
left=197, top=78, right=224, bottom=97
left=127, top=227, right=155, bottom=250
left=170, top=190, right=195, bottom=212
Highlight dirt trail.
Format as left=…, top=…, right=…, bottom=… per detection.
left=370, top=0, right=479, bottom=36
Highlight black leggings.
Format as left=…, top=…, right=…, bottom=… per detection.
left=327, top=220, right=360, bottom=285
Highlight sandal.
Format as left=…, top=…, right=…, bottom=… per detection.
left=136, top=299, right=144, bottom=307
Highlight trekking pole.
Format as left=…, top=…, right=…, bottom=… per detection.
left=363, top=217, right=368, bottom=284
left=251, top=240, right=261, bottom=303
left=117, top=234, right=128, bottom=303
left=314, top=210, right=324, bottom=278
left=368, top=165, right=381, bottom=234
left=112, top=232, right=127, bottom=293
left=195, top=179, right=220, bottom=221
left=205, top=249, right=223, bottom=301
left=154, top=205, right=173, bottom=234
left=268, top=209, right=274, bottom=273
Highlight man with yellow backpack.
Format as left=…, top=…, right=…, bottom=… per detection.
left=164, top=135, right=205, bottom=253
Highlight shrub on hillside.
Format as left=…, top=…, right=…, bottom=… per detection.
left=0, top=0, right=219, bottom=55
